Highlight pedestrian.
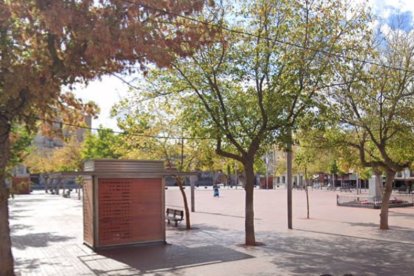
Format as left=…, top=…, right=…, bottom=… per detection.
left=213, top=184, right=220, bottom=197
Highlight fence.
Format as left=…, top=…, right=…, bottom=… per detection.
left=337, top=193, right=414, bottom=209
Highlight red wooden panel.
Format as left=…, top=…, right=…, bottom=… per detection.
left=97, top=178, right=163, bottom=246
left=83, top=178, right=94, bottom=246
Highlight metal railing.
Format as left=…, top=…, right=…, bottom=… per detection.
left=337, top=193, right=414, bottom=209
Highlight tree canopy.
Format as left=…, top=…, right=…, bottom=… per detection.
left=81, top=128, right=122, bottom=160
left=113, top=0, right=371, bottom=245
left=0, top=1, right=214, bottom=274
left=324, top=27, right=414, bottom=229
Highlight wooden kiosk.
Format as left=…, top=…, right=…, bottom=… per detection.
left=82, top=159, right=166, bottom=250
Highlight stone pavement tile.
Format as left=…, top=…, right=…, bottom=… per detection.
left=9, top=189, right=414, bottom=276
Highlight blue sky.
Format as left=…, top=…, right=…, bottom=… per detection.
left=387, top=10, right=413, bottom=31
left=73, top=0, right=414, bottom=131
left=371, top=0, right=414, bottom=31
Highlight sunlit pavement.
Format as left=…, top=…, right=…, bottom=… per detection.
left=9, top=188, right=414, bottom=276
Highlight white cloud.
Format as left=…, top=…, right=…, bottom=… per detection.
left=372, top=0, right=414, bottom=19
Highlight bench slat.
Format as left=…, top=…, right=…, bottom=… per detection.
left=166, top=208, right=184, bottom=226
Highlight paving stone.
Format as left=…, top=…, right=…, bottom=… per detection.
left=9, top=188, right=414, bottom=276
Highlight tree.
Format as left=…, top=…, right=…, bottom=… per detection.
left=0, top=1, right=213, bottom=274
left=53, top=137, right=84, bottom=172
left=26, top=140, right=83, bottom=173
left=24, top=136, right=84, bottom=194
left=7, top=125, right=33, bottom=172
left=327, top=28, right=414, bottom=229
left=81, top=128, right=122, bottom=160
left=294, top=144, right=316, bottom=219
left=113, top=96, right=220, bottom=229
left=129, top=0, right=370, bottom=245
left=329, top=159, right=339, bottom=187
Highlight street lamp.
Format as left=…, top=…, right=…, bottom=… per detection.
left=265, top=154, right=269, bottom=190
left=235, top=162, right=238, bottom=189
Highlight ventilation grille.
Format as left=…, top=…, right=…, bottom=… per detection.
left=98, top=178, right=163, bottom=246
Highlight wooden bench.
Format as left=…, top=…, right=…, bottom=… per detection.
left=166, top=208, right=184, bottom=227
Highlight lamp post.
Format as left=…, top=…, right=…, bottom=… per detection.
left=264, top=154, right=269, bottom=190
left=235, top=162, right=238, bottom=189
left=287, top=129, right=293, bottom=229
left=356, top=172, right=360, bottom=195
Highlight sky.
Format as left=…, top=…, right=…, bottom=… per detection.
left=73, top=0, right=414, bottom=131
left=73, top=76, right=130, bottom=131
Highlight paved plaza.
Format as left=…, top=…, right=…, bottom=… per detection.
left=9, top=187, right=414, bottom=275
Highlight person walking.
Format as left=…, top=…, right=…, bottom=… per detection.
left=213, top=184, right=220, bottom=197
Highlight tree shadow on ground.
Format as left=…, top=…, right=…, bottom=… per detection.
left=389, top=210, right=414, bottom=219
left=14, top=258, right=44, bottom=271
left=10, top=223, right=33, bottom=234
left=9, top=210, right=31, bottom=222
left=261, top=229, right=414, bottom=276
left=9, top=208, right=31, bottom=214
left=195, top=211, right=261, bottom=220
left=79, top=244, right=254, bottom=275
left=167, top=223, right=245, bottom=246
left=8, top=214, right=30, bottom=220
left=343, top=222, right=414, bottom=245
left=12, top=232, right=75, bottom=250
left=14, top=255, right=77, bottom=273
left=166, top=223, right=414, bottom=275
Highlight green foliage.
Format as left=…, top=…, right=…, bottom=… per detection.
left=326, top=29, right=414, bottom=173
left=81, top=128, right=122, bottom=160
left=358, top=168, right=372, bottom=180
left=112, top=95, right=221, bottom=171
left=24, top=137, right=83, bottom=173
left=122, top=0, right=370, bottom=168
left=110, top=0, right=372, bottom=245
left=329, top=160, right=339, bottom=175
left=7, top=125, right=33, bottom=171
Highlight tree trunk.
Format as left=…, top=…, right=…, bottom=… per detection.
left=305, top=185, right=310, bottom=219
left=379, top=169, right=395, bottom=230
left=176, top=176, right=191, bottom=230
left=374, top=170, right=383, bottom=200
left=0, top=120, right=15, bottom=275
left=305, top=168, right=309, bottom=219
left=243, top=159, right=256, bottom=245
